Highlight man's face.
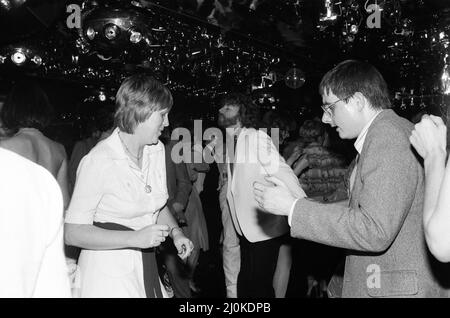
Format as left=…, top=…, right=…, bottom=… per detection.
left=218, top=103, right=240, bottom=128
left=321, top=90, right=361, bottom=139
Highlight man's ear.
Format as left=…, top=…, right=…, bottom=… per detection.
left=353, top=92, right=367, bottom=112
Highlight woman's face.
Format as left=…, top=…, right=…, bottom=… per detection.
left=135, top=108, right=170, bottom=145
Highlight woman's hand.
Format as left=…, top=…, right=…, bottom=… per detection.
left=131, top=224, right=170, bottom=249
left=172, top=228, right=194, bottom=260
left=410, top=115, right=447, bottom=160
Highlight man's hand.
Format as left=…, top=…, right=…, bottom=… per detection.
left=253, top=176, right=306, bottom=216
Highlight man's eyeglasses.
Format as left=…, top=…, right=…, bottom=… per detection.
left=321, top=94, right=353, bottom=116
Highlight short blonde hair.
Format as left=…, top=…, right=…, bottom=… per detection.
left=114, top=74, right=173, bottom=133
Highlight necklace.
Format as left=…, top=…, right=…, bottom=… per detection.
left=127, top=159, right=152, bottom=193
left=118, top=132, right=142, bottom=161
left=118, top=132, right=151, bottom=193
left=143, top=166, right=152, bottom=193
left=130, top=163, right=152, bottom=193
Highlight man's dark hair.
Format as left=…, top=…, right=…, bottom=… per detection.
left=219, top=92, right=260, bottom=128
left=1, top=81, right=53, bottom=132
left=319, top=60, right=391, bottom=110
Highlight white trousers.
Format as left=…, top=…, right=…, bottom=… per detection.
left=219, top=181, right=240, bottom=298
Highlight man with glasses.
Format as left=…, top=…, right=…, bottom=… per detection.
left=253, top=60, right=449, bottom=297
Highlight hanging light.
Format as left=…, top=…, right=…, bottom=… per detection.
left=129, top=29, right=142, bottom=43
left=11, top=50, right=26, bottom=65
left=285, top=66, right=306, bottom=89
left=98, top=91, right=106, bottom=101
left=0, top=0, right=11, bottom=11
left=31, top=55, right=42, bottom=66
left=350, top=24, right=359, bottom=34
left=86, top=27, right=96, bottom=40
left=318, top=0, right=340, bottom=31
left=319, top=0, right=338, bottom=22
left=104, top=23, right=120, bottom=40
left=442, top=54, right=450, bottom=95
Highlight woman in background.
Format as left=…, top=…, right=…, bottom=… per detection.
left=0, top=81, right=70, bottom=209
left=177, top=119, right=210, bottom=293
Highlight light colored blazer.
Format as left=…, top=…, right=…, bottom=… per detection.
left=290, top=110, right=450, bottom=297
left=226, top=127, right=303, bottom=243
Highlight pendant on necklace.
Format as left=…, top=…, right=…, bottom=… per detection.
left=144, top=185, right=152, bottom=193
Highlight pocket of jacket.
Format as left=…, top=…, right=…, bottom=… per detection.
left=366, top=270, right=418, bottom=297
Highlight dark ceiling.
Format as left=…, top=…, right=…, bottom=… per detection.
left=0, top=0, right=449, bottom=119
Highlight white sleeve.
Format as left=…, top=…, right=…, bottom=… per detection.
left=288, top=199, right=300, bottom=226
left=65, top=154, right=107, bottom=225
left=33, top=172, right=71, bottom=297
left=0, top=149, right=70, bottom=297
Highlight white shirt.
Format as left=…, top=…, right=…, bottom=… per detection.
left=0, top=148, right=71, bottom=297
left=353, top=110, right=382, bottom=154
left=66, top=128, right=168, bottom=230
left=288, top=111, right=383, bottom=225
left=64, top=128, right=169, bottom=298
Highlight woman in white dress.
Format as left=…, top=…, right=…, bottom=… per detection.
left=65, top=75, right=194, bottom=298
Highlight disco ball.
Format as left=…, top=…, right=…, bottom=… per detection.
left=285, top=67, right=305, bottom=89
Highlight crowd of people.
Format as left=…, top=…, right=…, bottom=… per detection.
left=1, top=59, right=450, bottom=297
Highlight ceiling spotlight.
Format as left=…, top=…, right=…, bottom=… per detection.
left=350, top=24, right=359, bottom=34
left=129, top=29, right=142, bottom=43
left=31, top=55, right=42, bottom=66
left=442, top=54, right=450, bottom=95
left=0, top=0, right=11, bottom=11
left=11, top=50, right=26, bottom=65
left=99, top=91, right=106, bottom=101
left=86, top=27, right=96, bottom=40
left=104, top=23, right=120, bottom=40
left=0, top=55, right=6, bottom=64
left=319, top=0, right=338, bottom=22
left=72, top=55, right=79, bottom=64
